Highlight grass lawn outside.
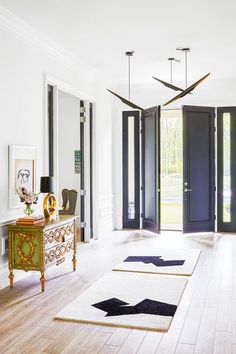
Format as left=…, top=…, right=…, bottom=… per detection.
left=161, top=202, right=182, bottom=226
left=161, top=175, right=182, bottom=228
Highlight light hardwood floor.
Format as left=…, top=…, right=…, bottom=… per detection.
left=0, top=230, right=235, bottom=354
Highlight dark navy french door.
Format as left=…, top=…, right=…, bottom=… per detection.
left=182, top=106, right=215, bottom=233
left=123, top=104, right=236, bottom=234
left=141, top=106, right=160, bottom=233
left=122, top=107, right=160, bottom=233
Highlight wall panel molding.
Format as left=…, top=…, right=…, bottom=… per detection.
left=98, top=194, right=113, bottom=234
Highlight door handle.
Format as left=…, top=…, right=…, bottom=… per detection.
left=184, top=188, right=192, bottom=192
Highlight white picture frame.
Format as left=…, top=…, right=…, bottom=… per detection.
left=8, top=145, right=37, bottom=209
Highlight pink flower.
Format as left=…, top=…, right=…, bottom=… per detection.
left=17, top=187, right=39, bottom=204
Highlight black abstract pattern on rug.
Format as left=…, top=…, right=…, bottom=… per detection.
left=92, top=298, right=177, bottom=317
left=124, top=256, right=185, bottom=267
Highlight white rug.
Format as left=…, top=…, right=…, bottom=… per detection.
left=55, top=272, right=188, bottom=331
left=113, top=248, right=201, bottom=276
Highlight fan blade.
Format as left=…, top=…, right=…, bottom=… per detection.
left=152, top=77, right=185, bottom=92
left=107, top=89, right=152, bottom=114
left=163, top=73, right=210, bottom=106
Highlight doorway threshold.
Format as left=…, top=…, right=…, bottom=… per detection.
left=161, top=224, right=182, bottom=232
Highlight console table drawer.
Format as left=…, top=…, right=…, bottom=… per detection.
left=45, top=238, right=74, bottom=268
left=44, top=222, right=74, bottom=250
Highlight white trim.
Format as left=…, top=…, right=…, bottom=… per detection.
left=43, top=75, right=49, bottom=176
left=1, top=235, right=8, bottom=256
left=0, top=6, right=97, bottom=75
left=54, top=86, right=59, bottom=203
left=46, top=74, right=95, bottom=103
left=112, top=102, right=123, bottom=229
left=91, top=103, right=99, bottom=239
left=0, top=217, right=17, bottom=226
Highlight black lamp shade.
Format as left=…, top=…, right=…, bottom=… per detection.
left=40, top=176, right=55, bottom=194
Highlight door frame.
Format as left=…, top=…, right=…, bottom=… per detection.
left=44, top=74, right=97, bottom=241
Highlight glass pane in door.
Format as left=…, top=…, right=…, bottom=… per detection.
left=128, top=116, right=135, bottom=219
left=223, top=113, right=231, bottom=222
left=122, top=110, right=140, bottom=228
left=160, top=109, right=182, bottom=230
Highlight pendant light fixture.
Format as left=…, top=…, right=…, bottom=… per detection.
left=107, top=51, right=151, bottom=114
left=163, top=72, right=210, bottom=106
left=126, top=50, right=134, bottom=100
left=176, top=47, right=190, bottom=88
left=107, top=89, right=151, bottom=114
left=152, top=57, right=191, bottom=93
left=163, top=47, right=210, bottom=106
left=168, top=57, right=180, bottom=84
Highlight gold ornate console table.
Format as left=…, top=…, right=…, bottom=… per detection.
left=8, top=215, right=78, bottom=291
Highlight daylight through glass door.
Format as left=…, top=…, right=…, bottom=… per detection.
left=160, top=109, right=182, bottom=230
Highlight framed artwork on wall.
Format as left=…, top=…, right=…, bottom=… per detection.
left=8, top=145, right=37, bottom=209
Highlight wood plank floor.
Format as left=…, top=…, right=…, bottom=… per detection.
left=0, top=230, right=235, bottom=353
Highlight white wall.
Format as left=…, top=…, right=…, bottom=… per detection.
left=0, top=8, right=113, bottom=237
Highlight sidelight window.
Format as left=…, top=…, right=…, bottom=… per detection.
left=222, top=113, right=231, bottom=222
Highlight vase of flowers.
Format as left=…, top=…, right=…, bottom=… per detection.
left=23, top=202, right=34, bottom=215
left=17, top=187, right=39, bottom=216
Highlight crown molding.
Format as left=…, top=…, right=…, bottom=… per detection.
left=0, top=6, right=96, bottom=75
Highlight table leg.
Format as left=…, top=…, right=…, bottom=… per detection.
left=9, top=270, right=14, bottom=288
left=40, top=271, right=45, bottom=292
left=72, top=254, right=76, bottom=271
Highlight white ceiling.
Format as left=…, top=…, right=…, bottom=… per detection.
left=1, top=0, right=236, bottom=87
